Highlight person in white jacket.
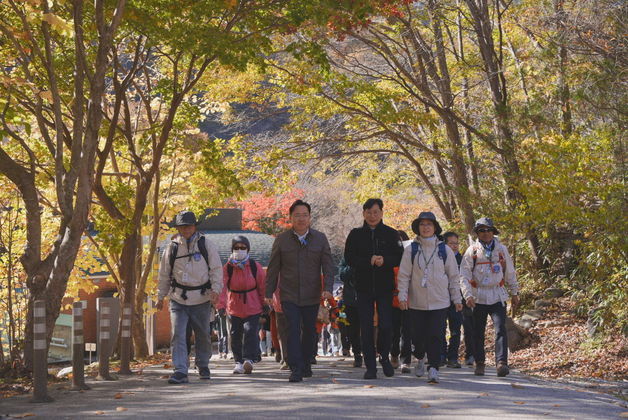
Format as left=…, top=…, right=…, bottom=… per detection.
left=157, top=211, right=223, bottom=384
left=460, top=217, right=519, bottom=377
left=398, top=212, right=462, bottom=384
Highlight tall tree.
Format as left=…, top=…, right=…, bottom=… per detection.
left=0, top=0, right=126, bottom=369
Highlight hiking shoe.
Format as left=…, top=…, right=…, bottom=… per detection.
left=465, top=356, right=475, bottom=366
left=289, top=372, right=303, bottom=382
left=243, top=360, right=254, bottom=374
left=198, top=367, right=211, bottom=379
left=280, top=361, right=290, bottom=371
left=303, top=365, right=313, bottom=378
left=447, top=359, right=462, bottom=368
left=474, top=362, right=485, bottom=376
left=496, top=361, right=510, bottom=377
left=233, top=362, right=245, bottom=374
left=400, top=363, right=412, bottom=373
left=415, top=359, right=425, bottom=377
left=390, top=355, right=400, bottom=369
left=168, top=372, right=189, bottom=384
left=353, top=355, right=363, bottom=368
left=427, top=367, right=439, bottom=383
left=363, top=369, right=377, bottom=380
left=380, top=358, right=395, bottom=377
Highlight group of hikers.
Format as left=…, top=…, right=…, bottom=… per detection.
left=157, top=198, right=519, bottom=384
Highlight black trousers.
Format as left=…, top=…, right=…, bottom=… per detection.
left=344, top=305, right=362, bottom=356
left=391, top=307, right=416, bottom=364
left=408, top=308, right=447, bottom=370
left=282, top=301, right=318, bottom=376
left=473, top=302, right=508, bottom=364
left=357, top=290, right=393, bottom=371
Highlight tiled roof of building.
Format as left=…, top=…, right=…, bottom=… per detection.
left=158, top=230, right=276, bottom=267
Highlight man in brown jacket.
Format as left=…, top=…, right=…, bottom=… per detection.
left=265, top=199, right=335, bottom=382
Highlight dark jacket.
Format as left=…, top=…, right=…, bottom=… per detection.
left=343, top=221, right=403, bottom=295
left=338, top=259, right=357, bottom=307
left=265, top=228, right=335, bottom=306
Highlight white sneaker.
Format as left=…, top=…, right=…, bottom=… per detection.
left=415, top=359, right=425, bottom=377
left=427, top=367, right=439, bottom=383
left=233, top=362, right=244, bottom=374
left=243, top=360, right=253, bottom=374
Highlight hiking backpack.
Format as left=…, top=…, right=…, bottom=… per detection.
left=168, top=235, right=212, bottom=300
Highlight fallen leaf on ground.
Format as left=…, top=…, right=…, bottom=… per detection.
left=363, top=385, right=376, bottom=388
left=478, top=392, right=489, bottom=397
left=331, top=378, right=338, bottom=384
left=619, top=413, right=628, bottom=418
left=163, top=364, right=172, bottom=369
left=511, top=383, right=524, bottom=389
left=552, top=404, right=561, bottom=407
left=421, top=404, right=430, bottom=408
left=116, top=407, right=128, bottom=412
left=12, top=414, right=35, bottom=418
left=114, top=392, right=123, bottom=399
left=160, top=375, right=169, bottom=379
left=513, top=401, right=526, bottom=405
left=94, top=411, right=105, bottom=415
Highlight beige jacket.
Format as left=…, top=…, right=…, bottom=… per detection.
left=158, top=233, right=223, bottom=306
left=397, top=236, right=461, bottom=311
left=460, top=238, right=519, bottom=305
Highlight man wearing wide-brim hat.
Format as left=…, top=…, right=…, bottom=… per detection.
left=459, top=217, right=519, bottom=378
left=157, top=210, right=223, bottom=384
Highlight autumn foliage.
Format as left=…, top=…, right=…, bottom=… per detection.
left=239, top=189, right=304, bottom=236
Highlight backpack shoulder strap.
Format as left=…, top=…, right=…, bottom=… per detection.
left=169, top=242, right=179, bottom=278
left=410, top=242, right=419, bottom=265
left=197, top=235, right=210, bottom=270
left=438, top=242, right=448, bottom=264
left=472, top=246, right=478, bottom=270
left=227, top=259, right=257, bottom=288
left=249, top=258, right=258, bottom=280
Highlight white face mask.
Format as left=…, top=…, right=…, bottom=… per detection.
left=232, top=249, right=248, bottom=260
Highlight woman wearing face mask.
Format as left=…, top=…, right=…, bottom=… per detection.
left=217, top=235, right=266, bottom=374
left=397, top=212, right=462, bottom=384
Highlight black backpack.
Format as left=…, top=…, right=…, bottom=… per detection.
left=168, top=236, right=212, bottom=300
left=226, top=259, right=258, bottom=304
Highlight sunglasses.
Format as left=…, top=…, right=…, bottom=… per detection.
left=476, top=228, right=493, bottom=233
left=233, top=246, right=248, bottom=250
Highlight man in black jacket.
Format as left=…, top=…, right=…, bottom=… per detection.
left=344, top=198, right=404, bottom=379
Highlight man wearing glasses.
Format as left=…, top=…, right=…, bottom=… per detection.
left=344, top=198, right=403, bottom=379
left=265, top=200, right=335, bottom=382
left=460, top=217, right=519, bottom=377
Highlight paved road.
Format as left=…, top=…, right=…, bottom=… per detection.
left=1, top=356, right=626, bottom=419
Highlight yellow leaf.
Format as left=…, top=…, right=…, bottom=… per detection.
left=363, top=384, right=376, bottom=388
left=116, top=407, right=128, bottom=412
left=114, top=392, right=123, bottom=399
left=513, top=401, right=526, bottom=405
left=41, top=13, right=73, bottom=36
left=12, top=414, right=35, bottom=419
